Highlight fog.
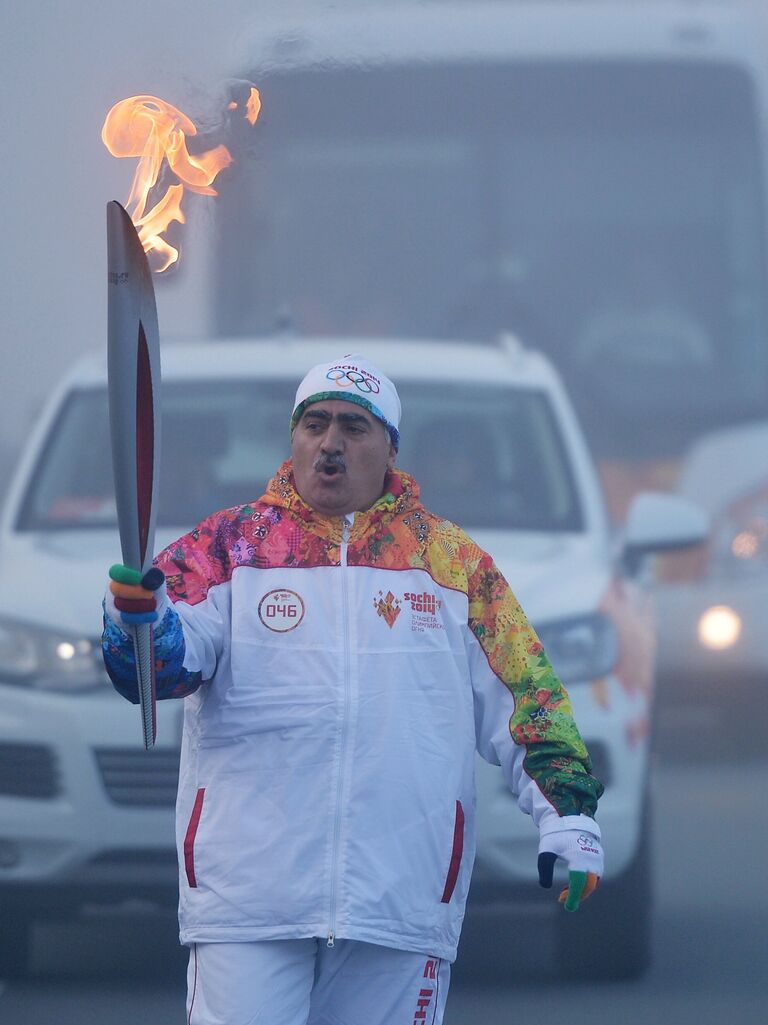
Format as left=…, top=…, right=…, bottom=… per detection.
left=1, top=0, right=767, bottom=463
left=1, top=2, right=767, bottom=1022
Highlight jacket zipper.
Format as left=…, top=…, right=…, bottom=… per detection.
left=328, top=516, right=352, bottom=947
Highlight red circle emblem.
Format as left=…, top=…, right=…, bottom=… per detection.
left=257, top=589, right=305, bottom=632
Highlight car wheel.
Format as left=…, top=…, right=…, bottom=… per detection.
left=555, top=803, right=653, bottom=981
left=0, top=904, right=34, bottom=978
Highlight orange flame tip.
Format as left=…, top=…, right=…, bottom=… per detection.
left=245, top=88, right=262, bottom=126
left=102, top=94, right=240, bottom=272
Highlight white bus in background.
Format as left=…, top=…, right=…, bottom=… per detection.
left=215, top=0, right=768, bottom=714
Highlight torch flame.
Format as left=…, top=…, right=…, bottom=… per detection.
left=228, top=89, right=261, bottom=125
left=102, top=89, right=260, bottom=272
left=245, top=88, right=262, bottom=125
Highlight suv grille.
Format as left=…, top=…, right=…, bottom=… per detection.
left=0, top=742, right=59, bottom=798
left=94, top=747, right=180, bottom=807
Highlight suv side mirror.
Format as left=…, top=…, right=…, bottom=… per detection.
left=620, top=491, right=709, bottom=575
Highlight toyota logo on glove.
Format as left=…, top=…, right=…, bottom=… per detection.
left=577, top=834, right=600, bottom=855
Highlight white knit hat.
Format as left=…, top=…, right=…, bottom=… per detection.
left=290, top=354, right=401, bottom=449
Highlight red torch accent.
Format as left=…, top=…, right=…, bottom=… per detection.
left=136, top=324, right=155, bottom=568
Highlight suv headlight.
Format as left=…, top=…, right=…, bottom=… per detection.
left=0, top=617, right=104, bottom=691
left=535, top=612, right=619, bottom=683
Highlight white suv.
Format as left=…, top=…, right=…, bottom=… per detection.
left=0, top=337, right=705, bottom=977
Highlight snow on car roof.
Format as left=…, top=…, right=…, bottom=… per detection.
left=68, top=336, right=560, bottom=392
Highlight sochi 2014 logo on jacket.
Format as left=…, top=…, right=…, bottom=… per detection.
left=258, top=589, right=305, bottom=632
left=373, top=589, right=443, bottom=632
left=373, top=590, right=402, bottom=628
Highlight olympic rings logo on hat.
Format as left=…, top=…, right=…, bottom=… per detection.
left=326, top=368, right=381, bottom=394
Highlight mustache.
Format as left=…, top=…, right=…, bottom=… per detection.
left=314, top=453, right=347, bottom=473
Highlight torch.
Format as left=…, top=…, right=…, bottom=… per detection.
left=107, top=200, right=162, bottom=749
left=102, top=89, right=261, bottom=747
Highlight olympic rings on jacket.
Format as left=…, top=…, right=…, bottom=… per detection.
left=326, top=368, right=381, bottom=394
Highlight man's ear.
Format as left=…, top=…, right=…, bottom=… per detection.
left=387, top=442, right=397, bottom=470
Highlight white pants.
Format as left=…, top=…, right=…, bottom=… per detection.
left=186, top=938, right=450, bottom=1025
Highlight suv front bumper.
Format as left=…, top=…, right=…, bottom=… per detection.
left=0, top=681, right=181, bottom=911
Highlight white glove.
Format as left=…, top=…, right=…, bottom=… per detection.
left=538, top=828, right=603, bottom=911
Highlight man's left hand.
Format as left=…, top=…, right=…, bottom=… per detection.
left=537, top=829, right=603, bottom=912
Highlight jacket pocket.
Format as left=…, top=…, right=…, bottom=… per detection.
left=183, top=788, right=206, bottom=888
left=440, top=800, right=465, bottom=903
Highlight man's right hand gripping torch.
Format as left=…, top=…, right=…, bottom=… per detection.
left=537, top=828, right=603, bottom=912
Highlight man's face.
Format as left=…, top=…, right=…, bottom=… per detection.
left=291, top=400, right=396, bottom=517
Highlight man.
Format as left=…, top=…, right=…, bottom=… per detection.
left=103, top=354, right=604, bottom=1025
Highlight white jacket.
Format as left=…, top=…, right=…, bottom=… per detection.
left=103, top=463, right=602, bottom=960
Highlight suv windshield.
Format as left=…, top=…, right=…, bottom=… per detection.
left=17, top=380, right=583, bottom=533
left=216, top=61, right=768, bottom=456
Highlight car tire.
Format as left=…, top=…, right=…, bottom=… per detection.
left=555, top=801, right=653, bottom=981
left=0, top=904, right=34, bottom=978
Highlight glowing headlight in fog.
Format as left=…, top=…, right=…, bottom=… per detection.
left=698, top=606, right=742, bottom=650
left=0, top=618, right=101, bottom=690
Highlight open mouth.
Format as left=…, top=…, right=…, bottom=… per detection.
left=315, top=456, right=347, bottom=477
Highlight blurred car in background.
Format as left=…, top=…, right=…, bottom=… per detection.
left=0, top=337, right=706, bottom=978
left=654, top=421, right=768, bottom=713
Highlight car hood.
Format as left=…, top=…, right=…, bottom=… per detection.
left=0, top=527, right=609, bottom=636
left=0, top=528, right=181, bottom=637
left=454, top=528, right=610, bottom=626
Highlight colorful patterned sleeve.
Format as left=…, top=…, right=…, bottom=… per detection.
left=467, top=550, right=603, bottom=819
left=102, top=604, right=203, bottom=704
left=154, top=511, right=234, bottom=605
left=102, top=510, right=236, bottom=704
